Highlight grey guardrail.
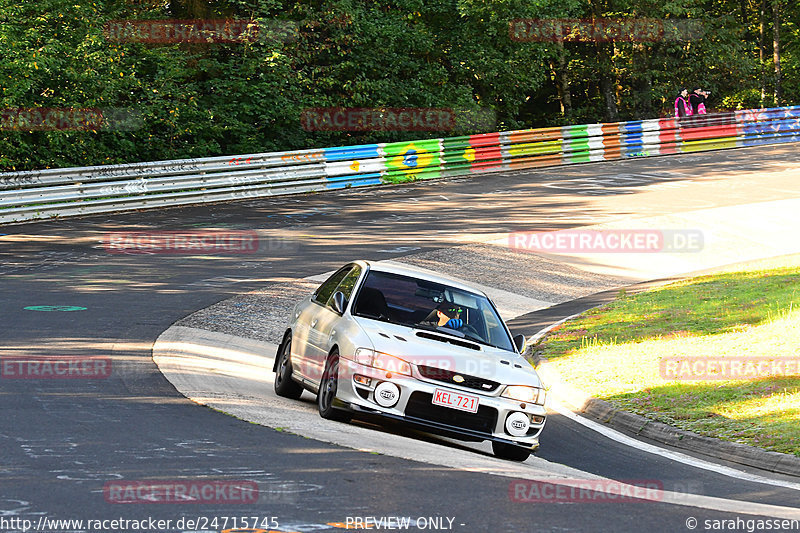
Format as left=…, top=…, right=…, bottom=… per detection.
left=2, top=105, right=799, bottom=224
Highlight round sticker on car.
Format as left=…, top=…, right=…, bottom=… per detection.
left=505, top=412, right=530, bottom=437
left=374, top=381, right=400, bottom=408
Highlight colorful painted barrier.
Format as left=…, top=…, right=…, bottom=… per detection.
left=1, top=104, right=799, bottom=224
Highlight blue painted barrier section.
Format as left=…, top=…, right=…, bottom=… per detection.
left=325, top=173, right=382, bottom=189
left=323, top=145, right=381, bottom=162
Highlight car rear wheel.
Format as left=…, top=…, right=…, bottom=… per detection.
left=274, top=333, right=303, bottom=399
left=318, top=350, right=351, bottom=422
left=492, top=441, right=532, bottom=462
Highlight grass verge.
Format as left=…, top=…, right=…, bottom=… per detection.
left=533, top=254, right=800, bottom=457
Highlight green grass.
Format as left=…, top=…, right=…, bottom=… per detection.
left=533, top=254, right=800, bottom=456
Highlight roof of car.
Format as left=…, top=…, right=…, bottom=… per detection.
left=363, top=260, right=488, bottom=296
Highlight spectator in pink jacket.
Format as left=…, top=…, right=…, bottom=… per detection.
left=674, top=88, right=693, bottom=118
left=690, top=88, right=709, bottom=115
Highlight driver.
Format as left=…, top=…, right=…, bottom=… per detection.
left=432, top=301, right=463, bottom=329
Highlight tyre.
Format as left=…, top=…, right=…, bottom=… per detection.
left=491, top=441, right=532, bottom=462
left=317, top=350, right=351, bottom=422
left=274, top=333, right=304, bottom=399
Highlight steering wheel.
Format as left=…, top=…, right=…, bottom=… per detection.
left=462, top=324, right=481, bottom=338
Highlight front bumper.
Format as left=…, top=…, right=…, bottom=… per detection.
left=336, top=356, right=546, bottom=449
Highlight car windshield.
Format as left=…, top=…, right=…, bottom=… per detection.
left=352, top=269, right=515, bottom=352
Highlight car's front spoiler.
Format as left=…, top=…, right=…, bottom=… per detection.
left=344, top=401, right=539, bottom=452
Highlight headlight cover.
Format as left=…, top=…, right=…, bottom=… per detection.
left=502, top=385, right=545, bottom=405
left=354, top=348, right=411, bottom=376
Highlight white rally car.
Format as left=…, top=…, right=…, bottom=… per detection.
left=273, top=260, right=547, bottom=461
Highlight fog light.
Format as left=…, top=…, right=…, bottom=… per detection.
left=374, top=381, right=400, bottom=408
left=505, top=412, right=530, bottom=437
left=354, top=374, right=372, bottom=386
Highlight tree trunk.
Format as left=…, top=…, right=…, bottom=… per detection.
left=773, top=0, right=782, bottom=106
left=597, top=46, right=618, bottom=122
left=632, top=43, right=653, bottom=119
left=586, top=0, right=617, bottom=121
left=556, top=43, right=572, bottom=118
left=759, top=0, right=767, bottom=107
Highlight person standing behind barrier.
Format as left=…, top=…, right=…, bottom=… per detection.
left=674, top=88, right=693, bottom=118
left=690, top=88, right=709, bottom=115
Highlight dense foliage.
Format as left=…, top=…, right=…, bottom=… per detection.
left=1, top=0, right=798, bottom=170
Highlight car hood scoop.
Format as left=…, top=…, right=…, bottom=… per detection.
left=414, top=330, right=480, bottom=351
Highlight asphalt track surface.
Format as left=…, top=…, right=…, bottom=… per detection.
left=2, top=145, right=800, bottom=532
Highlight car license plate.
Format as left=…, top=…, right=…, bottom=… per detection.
left=432, top=388, right=479, bottom=413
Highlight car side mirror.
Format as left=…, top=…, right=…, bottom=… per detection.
left=513, top=334, right=526, bottom=353
left=332, top=291, right=347, bottom=315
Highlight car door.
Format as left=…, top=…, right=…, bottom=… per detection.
left=305, top=265, right=363, bottom=387
left=292, top=266, right=351, bottom=383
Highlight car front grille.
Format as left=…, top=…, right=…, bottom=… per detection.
left=416, top=365, right=500, bottom=393
left=404, top=392, right=497, bottom=435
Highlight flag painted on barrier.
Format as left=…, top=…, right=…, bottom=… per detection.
left=441, top=132, right=504, bottom=177
left=601, top=123, right=623, bottom=160
left=468, top=132, right=504, bottom=172
left=736, top=107, right=800, bottom=146
left=639, top=119, right=662, bottom=157
left=322, top=145, right=383, bottom=188
left=561, top=124, right=606, bottom=163
left=677, top=113, right=738, bottom=152
left=381, top=139, right=442, bottom=182
left=658, top=118, right=680, bottom=154
left=620, top=120, right=646, bottom=158
left=506, top=127, right=563, bottom=169
left=441, top=136, right=473, bottom=178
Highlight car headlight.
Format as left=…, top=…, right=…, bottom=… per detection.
left=502, top=385, right=544, bottom=405
left=354, top=348, right=411, bottom=376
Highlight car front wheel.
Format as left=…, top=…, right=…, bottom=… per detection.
left=317, top=350, right=351, bottom=422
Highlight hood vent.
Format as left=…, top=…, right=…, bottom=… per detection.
left=415, top=331, right=480, bottom=351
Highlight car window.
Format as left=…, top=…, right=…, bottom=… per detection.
left=325, top=265, right=362, bottom=310
left=312, top=266, right=352, bottom=305
left=352, top=270, right=514, bottom=352
left=482, top=307, right=507, bottom=348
